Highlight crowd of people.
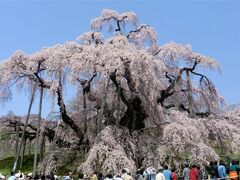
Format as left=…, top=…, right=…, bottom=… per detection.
left=1, top=159, right=240, bottom=180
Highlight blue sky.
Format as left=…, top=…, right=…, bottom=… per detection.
left=0, top=0, right=240, bottom=117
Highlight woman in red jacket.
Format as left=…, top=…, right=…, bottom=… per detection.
left=190, top=164, right=198, bottom=180
left=171, top=168, right=177, bottom=180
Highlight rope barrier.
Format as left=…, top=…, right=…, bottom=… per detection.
left=207, top=175, right=239, bottom=180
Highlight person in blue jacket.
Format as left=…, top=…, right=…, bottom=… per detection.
left=218, top=160, right=226, bottom=180
left=163, top=165, right=172, bottom=180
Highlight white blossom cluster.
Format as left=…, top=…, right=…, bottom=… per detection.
left=160, top=109, right=240, bottom=162
left=91, top=9, right=137, bottom=32
left=77, top=31, right=103, bottom=45
left=80, top=126, right=136, bottom=175
left=162, top=110, right=208, bottom=152
left=157, top=42, right=220, bottom=70
left=79, top=109, right=240, bottom=174
left=128, top=25, right=158, bottom=48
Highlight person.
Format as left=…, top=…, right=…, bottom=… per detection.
left=14, top=171, right=21, bottom=180
left=83, top=174, right=90, bottom=180
left=228, top=160, right=239, bottom=180
left=27, top=173, right=33, bottom=180
left=98, top=173, right=104, bottom=180
left=79, top=173, right=84, bottom=180
left=182, top=163, right=190, bottom=180
left=143, top=167, right=151, bottom=180
left=196, top=165, right=203, bottom=180
left=156, top=168, right=165, bottom=180
left=213, top=161, right=219, bottom=179
left=114, top=172, right=123, bottom=180
left=171, top=168, right=177, bottom=180
left=122, top=168, right=133, bottom=180
left=134, top=169, right=144, bottom=180
left=105, top=174, right=113, bottom=180
left=46, top=175, right=51, bottom=180
left=0, top=173, right=6, bottom=180
left=217, top=160, right=226, bottom=180
left=189, top=164, right=198, bottom=180
left=19, top=174, right=25, bottom=180
left=91, top=171, right=98, bottom=180
left=40, top=175, right=46, bottom=180
left=7, top=172, right=15, bottom=180
left=149, top=167, right=157, bottom=180
left=208, top=161, right=219, bottom=179
left=63, top=174, right=73, bottom=180
left=162, top=165, right=171, bottom=180
left=54, top=175, right=59, bottom=180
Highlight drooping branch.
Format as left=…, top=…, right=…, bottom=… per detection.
left=157, top=60, right=215, bottom=117
left=75, top=71, right=99, bottom=133
left=123, top=61, right=137, bottom=93
left=127, top=24, right=158, bottom=47
left=192, top=71, right=213, bottom=90
left=91, top=9, right=137, bottom=33
left=5, top=118, right=74, bottom=152
left=114, top=16, right=127, bottom=32
left=6, top=117, right=54, bottom=142
left=56, top=75, right=84, bottom=142
left=109, top=70, right=133, bottom=110
left=33, top=61, right=51, bottom=89
left=157, top=60, right=199, bottom=105
left=29, top=62, right=84, bottom=143
left=157, top=70, right=183, bottom=105
left=165, top=72, right=175, bottom=83
left=13, top=59, right=83, bottom=143
left=186, top=70, right=194, bottom=116
left=79, top=70, right=97, bottom=94
left=127, top=24, right=150, bottom=38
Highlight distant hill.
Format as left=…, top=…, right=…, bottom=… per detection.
left=227, top=103, right=240, bottom=111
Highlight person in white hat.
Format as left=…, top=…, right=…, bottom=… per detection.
left=156, top=167, right=165, bottom=180
left=121, top=168, right=132, bottom=180
left=27, top=173, right=33, bottom=178
left=7, top=172, right=16, bottom=180
left=0, top=172, right=6, bottom=180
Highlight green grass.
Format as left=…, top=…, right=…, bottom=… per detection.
left=0, top=155, right=34, bottom=176
left=57, top=164, right=78, bottom=176
left=0, top=155, right=80, bottom=177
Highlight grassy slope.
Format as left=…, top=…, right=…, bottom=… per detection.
left=0, top=155, right=79, bottom=177
left=0, top=155, right=34, bottom=176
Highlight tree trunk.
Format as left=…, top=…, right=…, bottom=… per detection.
left=110, top=71, right=146, bottom=131
left=117, top=86, right=121, bottom=125
left=39, top=115, right=47, bottom=162
left=33, top=86, right=44, bottom=176
left=56, top=76, right=84, bottom=142
left=13, top=84, right=36, bottom=172
left=39, top=133, right=45, bottom=162
left=186, top=71, right=194, bottom=116
left=83, top=90, right=87, bottom=133
left=97, top=78, right=110, bottom=132
left=19, top=137, right=26, bottom=169
left=42, top=118, right=61, bottom=175
left=28, top=140, right=31, bottom=156
left=13, top=124, right=20, bottom=172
